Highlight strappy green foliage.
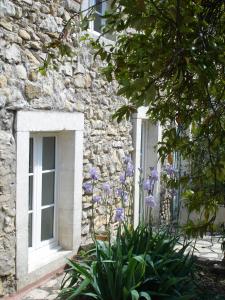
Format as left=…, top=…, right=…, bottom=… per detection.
left=59, top=225, right=197, bottom=300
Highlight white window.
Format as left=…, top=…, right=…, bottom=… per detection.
left=82, top=0, right=112, bottom=37
left=89, top=0, right=108, bottom=34
left=28, top=135, right=57, bottom=252
left=16, top=111, right=84, bottom=289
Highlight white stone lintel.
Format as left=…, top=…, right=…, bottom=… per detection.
left=15, top=111, right=84, bottom=132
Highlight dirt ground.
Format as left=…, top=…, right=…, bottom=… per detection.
left=195, top=258, right=225, bottom=299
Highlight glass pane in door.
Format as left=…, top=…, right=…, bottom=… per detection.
left=29, top=176, right=33, bottom=210
left=42, top=137, right=55, bottom=170
left=29, top=138, right=33, bottom=173
left=42, top=172, right=55, bottom=206
left=41, top=207, right=54, bottom=241
left=95, top=0, right=102, bottom=13
left=28, top=213, right=32, bottom=247
left=94, top=13, right=102, bottom=32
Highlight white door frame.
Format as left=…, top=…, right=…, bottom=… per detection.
left=132, top=107, right=162, bottom=227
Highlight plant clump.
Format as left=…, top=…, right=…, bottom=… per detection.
left=59, top=225, right=197, bottom=300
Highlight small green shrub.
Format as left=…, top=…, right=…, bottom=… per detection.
left=59, top=226, right=197, bottom=300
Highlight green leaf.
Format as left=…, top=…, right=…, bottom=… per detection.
left=81, top=292, right=99, bottom=299
left=66, top=259, right=92, bottom=280
left=140, top=291, right=152, bottom=300
left=38, top=66, right=47, bottom=76
left=131, top=289, right=140, bottom=300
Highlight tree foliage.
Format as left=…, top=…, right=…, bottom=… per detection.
left=89, top=0, right=225, bottom=234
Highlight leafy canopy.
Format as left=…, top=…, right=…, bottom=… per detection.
left=89, top=0, right=225, bottom=234
left=40, top=0, right=225, bottom=234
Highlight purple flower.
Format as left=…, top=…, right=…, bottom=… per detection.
left=102, top=182, right=111, bottom=194
left=116, top=188, right=123, bottom=197
left=115, top=207, right=125, bottom=222
left=124, top=155, right=132, bottom=164
left=83, top=182, right=93, bottom=193
left=123, top=191, right=128, bottom=202
left=145, top=195, right=156, bottom=208
left=90, top=167, right=99, bottom=180
left=143, top=179, right=152, bottom=191
left=119, top=173, right=126, bottom=184
left=126, top=162, right=134, bottom=177
left=116, top=189, right=128, bottom=202
left=93, top=195, right=101, bottom=204
left=165, top=164, right=176, bottom=176
left=151, top=169, right=158, bottom=181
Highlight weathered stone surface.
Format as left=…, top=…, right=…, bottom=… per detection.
left=15, top=6, right=22, bottom=18
left=4, top=217, right=13, bottom=233
left=0, top=110, right=14, bottom=130
left=0, top=279, right=3, bottom=296
left=81, top=224, right=90, bottom=235
left=5, top=32, right=22, bottom=44
left=0, top=20, right=12, bottom=31
left=0, top=75, right=7, bottom=88
left=15, top=65, right=27, bottom=79
left=0, top=0, right=133, bottom=296
left=60, top=62, right=73, bottom=76
left=84, top=73, right=92, bottom=88
left=39, top=15, right=59, bottom=33
left=75, top=62, right=85, bottom=75
left=0, top=130, right=16, bottom=287
left=2, top=206, right=15, bottom=217
left=0, top=0, right=16, bottom=17
left=28, top=70, right=38, bottom=81
left=21, top=0, right=32, bottom=4
left=65, top=0, right=80, bottom=12
left=0, top=256, right=14, bottom=276
left=24, top=49, right=40, bottom=65
left=74, top=74, right=86, bottom=88
left=24, top=82, right=41, bottom=100
left=5, top=44, right=21, bottom=63
left=18, top=29, right=31, bottom=40
left=0, top=95, right=6, bottom=109
left=5, top=88, right=27, bottom=110
left=29, top=41, right=41, bottom=51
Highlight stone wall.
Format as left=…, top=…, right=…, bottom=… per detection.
left=0, top=0, right=133, bottom=295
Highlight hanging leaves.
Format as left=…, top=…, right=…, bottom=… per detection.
left=90, top=0, right=225, bottom=235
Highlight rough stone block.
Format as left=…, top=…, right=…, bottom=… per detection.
left=24, top=83, right=41, bottom=100
left=0, top=75, right=7, bottom=88
left=65, top=0, right=80, bottom=12
left=0, top=0, right=16, bottom=17
left=18, top=29, right=31, bottom=40
left=0, top=20, right=13, bottom=31
left=5, top=44, right=21, bottom=63
left=39, top=15, right=59, bottom=33
left=15, top=65, right=27, bottom=80
left=23, top=49, right=40, bottom=65
left=21, top=0, right=32, bottom=4
left=0, top=256, right=14, bottom=276
left=74, top=74, right=86, bottom=88
left=0, top=279, right=3, bottom=296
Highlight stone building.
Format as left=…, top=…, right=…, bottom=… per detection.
left=0, top=0, right=162, bottom=296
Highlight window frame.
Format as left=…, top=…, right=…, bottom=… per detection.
left=82, top=0, right=114, bottom=41
left=16, top=111, right=84, bottom=290
left=28, top=133, right=58, bottom=254
left=89, top=0, right=107, bottom=35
